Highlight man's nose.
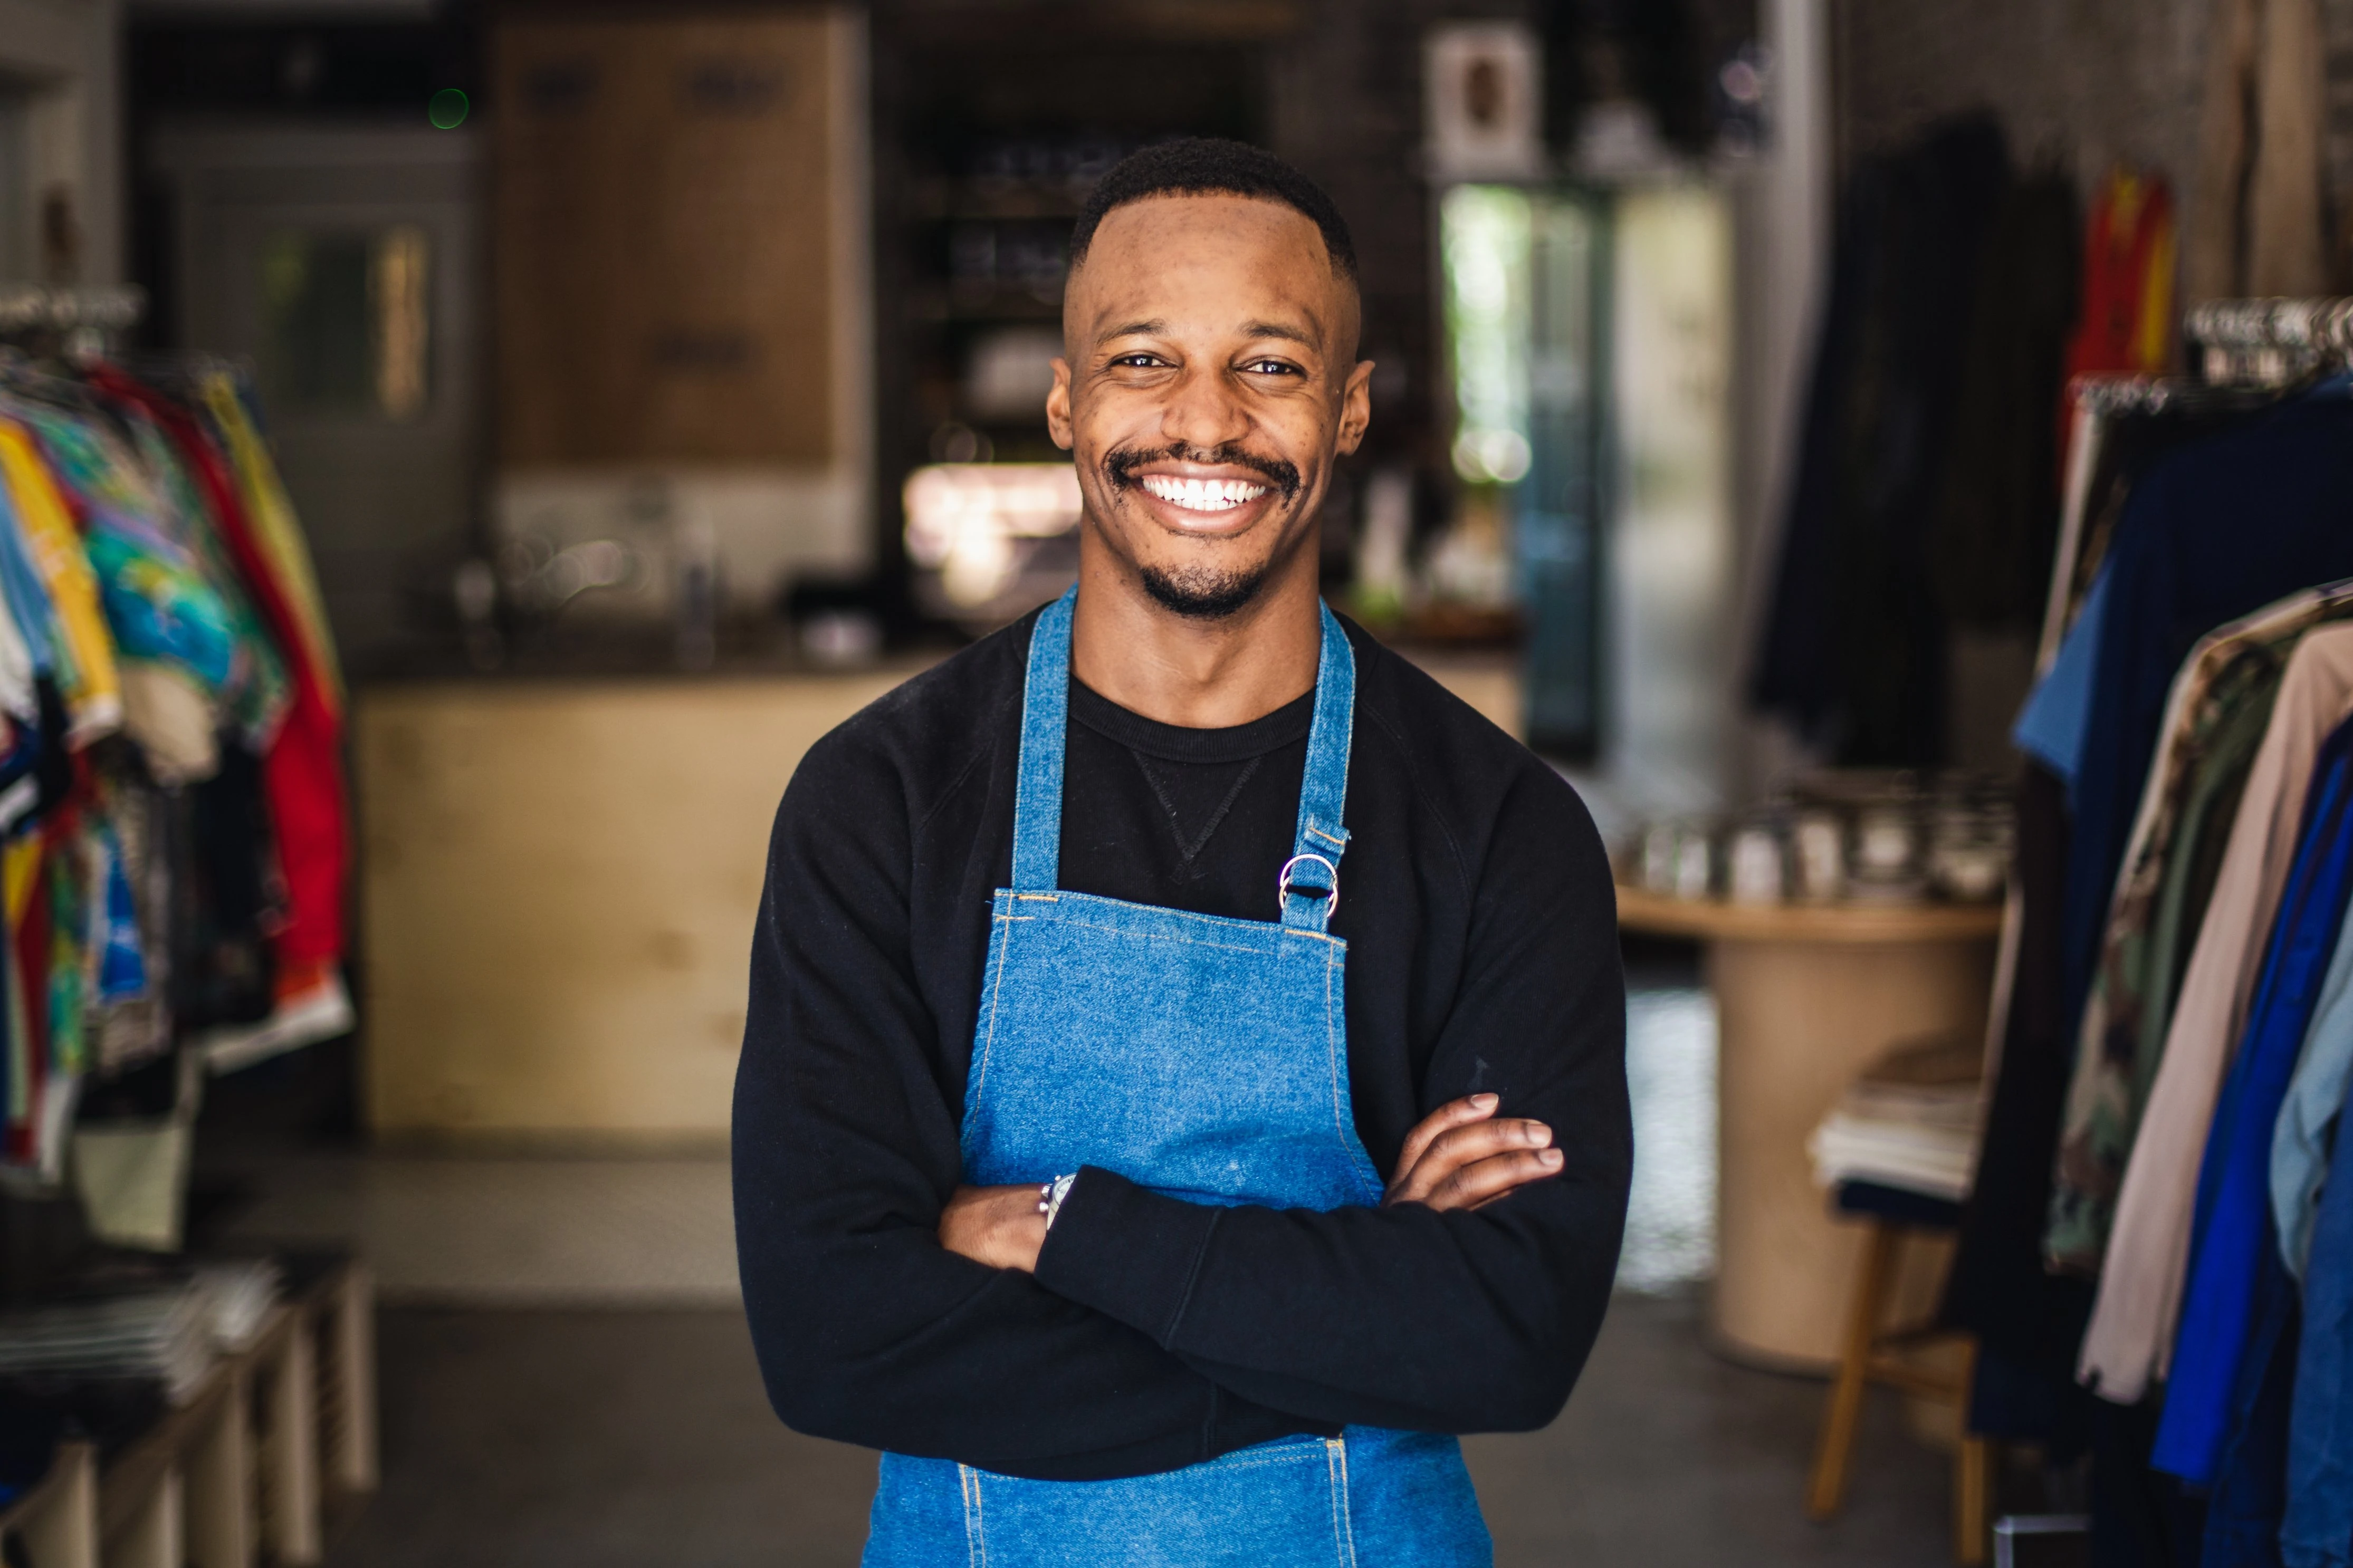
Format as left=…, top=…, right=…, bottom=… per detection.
left=1159, top=365, right=1252, bottom=453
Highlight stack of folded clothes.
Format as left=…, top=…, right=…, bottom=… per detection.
left=188, top=1259, right=281, bottom=1353
left=1807, top=1035, right=1986, bottom=1201
left=0, top=1283, right=215, bottom=1406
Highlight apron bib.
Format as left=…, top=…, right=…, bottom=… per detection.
left=863, top=588, right=1491, bottom=1568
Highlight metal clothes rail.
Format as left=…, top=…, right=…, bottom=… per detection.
left=0, top=284, right=145, bottom=337
left=2184, top=295, right=2353, bottom=386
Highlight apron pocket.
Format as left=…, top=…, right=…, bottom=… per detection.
left=967, top=1435, right=1349, bottom=1568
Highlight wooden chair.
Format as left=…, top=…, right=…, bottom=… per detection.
left=1805, top=1180, right=1991, bottom=1565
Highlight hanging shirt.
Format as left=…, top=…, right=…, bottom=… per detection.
left=2014, top=565, right=2113, bottom=795
left=2081, top=623, right=2353, bottom=1402
left=93, top=369, right=346, bottom=970
left=2271, top=873, right=2353, bottom=1277
left=9, top=400, right=239, bottom=695
left=199, top=377, right=342, bottom=717
left=2060, top=381, right=2353, bottom=1070
left=2048, top=581, right=2353, bottom=1272
left=2282, top=1056, right=2353, bottom=1567
left=0, top=488, right=41, bottom=728
left=116, top=408, right=286, bottom=748
left=2154, top=715, right=2353, bottom=1483
left=2049, top=641, right=2284, bottom=1272
left=0, top=422, right=118, bottom=745
left=2063, top=167, right=2175, bottom=388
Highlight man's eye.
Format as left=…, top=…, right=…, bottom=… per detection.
left=1245, top=360, right=1300, bottom=376
left=1111, top=354, right=1164, bottom=369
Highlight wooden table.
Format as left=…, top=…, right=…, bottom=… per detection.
left=1618, top=886, right=2004, bottom=1371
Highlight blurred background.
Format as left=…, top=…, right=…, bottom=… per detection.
left=0, top=0, right=2326, bottom=1563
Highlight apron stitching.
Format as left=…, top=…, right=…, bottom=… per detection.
left=1046, top=893, right=1326, bottom=940
left=1323, top=947, right=1356, bottom=1168
left=970, top=913, right=1018, bottom=1111
left=1329, top=1436, right=1360, bottom=1568
left=1335, top=947, right=1384, bottom=1204
left=958, top=1463, right=984, bottom=1568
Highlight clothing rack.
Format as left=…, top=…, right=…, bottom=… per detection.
left=0, top=285, right=145, bottom=357
left=2042, top=297, right=2353, bottom=664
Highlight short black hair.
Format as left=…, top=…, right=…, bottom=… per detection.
left=1069, top=137, right=1357, bottom=280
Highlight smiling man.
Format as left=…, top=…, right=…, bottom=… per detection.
left=733, top=139, right=1630, bottom=1567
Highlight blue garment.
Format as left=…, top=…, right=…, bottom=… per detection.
left=2201, top=1231, right=2299, bottom=1568
left=2061, top=379, right=2353, bottom=1050
left=2015, top=564, right=2112, bottom=798
left=2274, top=887, right=2353, bottom=1277
left=2285, top=1073, right=2353, bottom=1568
left=862, top=589, right=1491, bottom=1568
left=2156, top=717, right=2353, bottom=1484
left=91, top=823, right=145, bottom=1002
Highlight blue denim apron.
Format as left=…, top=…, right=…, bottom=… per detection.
left=862, top=588, right=1491, bottom=1567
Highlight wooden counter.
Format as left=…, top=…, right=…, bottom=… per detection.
left=358, top=669, right=922, bottom=1141
left=1619, top=884, right=2003, bottom=1372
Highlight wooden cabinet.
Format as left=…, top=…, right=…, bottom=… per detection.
left=489, top=11, right=874, bottom=609
left=494, top=13, right=856, bottom=466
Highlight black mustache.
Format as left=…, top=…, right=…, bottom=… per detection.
left=1103, top=443, right=1303, bottom=501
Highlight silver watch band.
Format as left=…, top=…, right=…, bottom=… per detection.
left=1042, top=1172, right=1078, bottom=1231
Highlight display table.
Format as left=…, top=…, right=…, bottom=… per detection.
left=1617, top=885, right=2004, bottom=1371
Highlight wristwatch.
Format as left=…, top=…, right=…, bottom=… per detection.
left=1036, top=1173, right=1078, bottom=1231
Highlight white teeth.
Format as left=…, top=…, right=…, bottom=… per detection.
left=1140, top=474, right=1268, bottom=512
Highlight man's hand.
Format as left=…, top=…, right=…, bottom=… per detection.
left=1385, top=1093, right=1562, bottom=1211
left=939, top=1184, right=1049, bottom=1272
left=940, top=1093, right=1557, bottom=1270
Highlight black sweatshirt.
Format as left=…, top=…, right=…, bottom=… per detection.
left=732, top=607, right=1630, bottom=1483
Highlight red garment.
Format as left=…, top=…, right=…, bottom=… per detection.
left=91, top=369, right=347, bottom=968
left=2060, top=170, right=2178, bottom=450
left=8, top=846, right=47, bottom=1164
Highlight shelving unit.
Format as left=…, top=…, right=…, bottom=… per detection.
left=0, top=1259, right=378, bottom=1568
left=871, top=20, right=1270, bottom=557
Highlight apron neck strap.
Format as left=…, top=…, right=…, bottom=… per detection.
left=1009, top=588, right=1076, bottom=891
left=1279, top=600, right=1353, bottom=932
left=1009, top=586, right=1356, bottom=933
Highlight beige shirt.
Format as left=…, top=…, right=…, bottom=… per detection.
left=2078, top=622, right=2353, bottom=1401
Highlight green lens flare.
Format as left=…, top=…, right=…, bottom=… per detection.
left=429, top=88, right=469, bottom=130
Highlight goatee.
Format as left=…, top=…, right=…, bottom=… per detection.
left=1137, top=560, right=1274, bottom=620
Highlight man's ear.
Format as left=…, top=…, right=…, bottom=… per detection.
left=1335, top=360, right=1374, bottom=456
left=1046, top=359, right=1075, bottom=450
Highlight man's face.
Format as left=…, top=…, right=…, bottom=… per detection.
left=1047, top=193, right=1373, bottom=620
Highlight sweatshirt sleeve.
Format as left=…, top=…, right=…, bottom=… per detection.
left=731, top=720, right=1329, bottom=1481
left=1030, top=764, right=1630, bottom=1434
